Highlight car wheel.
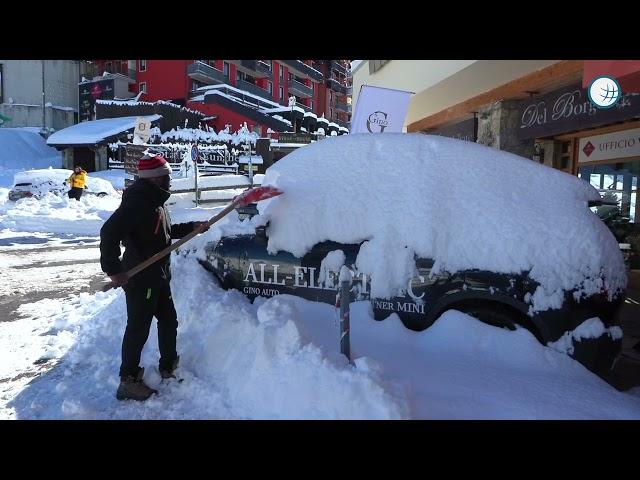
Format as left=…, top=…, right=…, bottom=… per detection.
left=459, top=303, right=518, bottom=331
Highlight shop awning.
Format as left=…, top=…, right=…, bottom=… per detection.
left=46, top=115, right=162, bottom=148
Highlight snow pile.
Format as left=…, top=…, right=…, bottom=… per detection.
left=0, top=129, right=62, bottom=187
left=257, top=134, right=626, bottom=311
left=346, top=306, right=640, bottom=419
left=9, top=169, right=118, bottom=197
left=3, top=255, right=639, bottom=419
left=4, top=257, right=407, bottom=419
left=0, top=191, right=120, bottom=236
left=90, top=169, right=129, bottom=190
left=547, top=317, right=624, bottom=355
left=319, top=249, right=346, bottom=288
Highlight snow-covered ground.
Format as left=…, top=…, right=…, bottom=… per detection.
left=1, top=182, right=639, bottom=418
left=2, top=254, right=640, bottom=420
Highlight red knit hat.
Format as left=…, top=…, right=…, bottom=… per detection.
left=137, top=154, right=172, bottom=178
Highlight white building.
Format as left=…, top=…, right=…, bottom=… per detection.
left=0, top=60, right=86, bottom=134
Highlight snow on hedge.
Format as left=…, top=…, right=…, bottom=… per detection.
left=257, top=133, right=626, bottom=312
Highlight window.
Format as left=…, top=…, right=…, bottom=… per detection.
left=268, top=81, right=273, bottom=95
left=139, top=82, right=147, bottom=93
left=289, top=73, right=293, bottom=81
left=139, top=60, right=147, bottom=72
left=223, top=62, right=229, bottom=77
left=279, top=65, right=283, bottom=80
left=105, top=61, right=112, bottom=73
left=578, top=160, right=640, bottom=224
left=279, top=86, right=284, bottom=101
left=330, top=107, right=333, bottom=118
left=310, top=100, right=314, bottom=110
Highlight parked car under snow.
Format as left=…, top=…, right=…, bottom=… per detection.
left=8, top=169, right=118, bottom=201
left=199, top=133, right=627, bottom=379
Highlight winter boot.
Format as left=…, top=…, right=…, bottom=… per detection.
left=116, top=367, right=158, bottom=401
left=160, top=356, right=180, bottom=380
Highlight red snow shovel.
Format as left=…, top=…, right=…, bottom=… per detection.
left=101, top=185, right=283, bottom=292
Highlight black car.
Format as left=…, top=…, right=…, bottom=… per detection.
left=197, top=133, right=627, bottom=381
left=200, top=219, right=623, bottom=379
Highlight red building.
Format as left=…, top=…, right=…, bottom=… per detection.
left=88, top=60, right=351, bottom=135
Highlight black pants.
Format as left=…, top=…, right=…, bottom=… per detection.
left=68, top=187, right=83, bottom=201
left=120, top=282, right=178, bottom=378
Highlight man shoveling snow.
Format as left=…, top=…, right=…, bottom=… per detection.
left=100, top=153, right=283, bottom=402
left=100, top=154, right=209, bottom=401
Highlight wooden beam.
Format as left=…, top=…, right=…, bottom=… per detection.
left=407, top=60, right=584, bottom=133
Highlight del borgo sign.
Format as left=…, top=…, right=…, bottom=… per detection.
left=578, top=127, right=640, bottom=163
left=517, top=83, right=640, bottom=140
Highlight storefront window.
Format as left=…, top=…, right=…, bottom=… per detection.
left=579, top=160, right=640, bottom=223
left=579, top=160, right=640, bottom=268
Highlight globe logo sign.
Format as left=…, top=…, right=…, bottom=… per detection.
left=588, top=76, right=621, bottom=109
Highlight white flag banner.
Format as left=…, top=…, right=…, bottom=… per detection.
left=350, top=85, right=413, bottom=134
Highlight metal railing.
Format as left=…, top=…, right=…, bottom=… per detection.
left=289, top=79, right=313, bottom=98
left=280, top=60, right=324, bottom=82
left=187, top=61, right=228, bottom=84
left=236, top=79, right=272, bottom=100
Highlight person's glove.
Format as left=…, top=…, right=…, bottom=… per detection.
left=193, top=221, right=210, bottom=233
left=109, top=272, right=129, bottom=288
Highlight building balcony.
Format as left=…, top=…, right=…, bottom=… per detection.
left=327, top=77, right=348, bottom=95
left=335, top=101, right=351, bottom=113
left=289, top=79, right=313, bottom=98
left=228, top=60, right=272, bottom=78
left=236, top=79, right=272, bottom=100
left=187, top=62, right=228, bottom=85
left=331, top=60, right=348, bottom=76
left=279, top=60, right=323, bottom=82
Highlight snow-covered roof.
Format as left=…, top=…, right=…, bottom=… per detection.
left=262, top=105, right=307, bottom=115
left=271, top=115, right=292, bottom=126
left=327, top=122, right=340, bottom=129
left=303, top=111, right=318, bottom=119
left=202, top=84, right=282, bottom=109
left=46, top=115, right=162, bottom=147
left=96, top=99, right=205, bottom=117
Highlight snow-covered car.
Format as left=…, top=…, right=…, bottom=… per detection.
left=200, top=134, right=627, bottom=379
left=7, top=168, right=118, bottom=201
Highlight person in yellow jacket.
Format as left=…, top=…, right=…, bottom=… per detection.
left=67, top=166, right=88, bottom=201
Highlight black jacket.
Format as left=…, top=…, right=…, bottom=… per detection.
left=100, top=178, right=195, bottom=288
